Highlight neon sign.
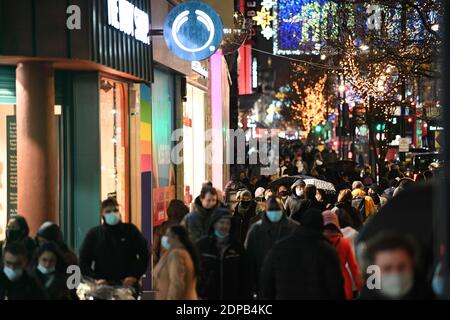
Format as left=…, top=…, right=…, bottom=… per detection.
left=107, top=0, right=150, bottom=45
left=164, top=1, right=223, bottom=61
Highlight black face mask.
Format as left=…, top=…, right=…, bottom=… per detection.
left=279, top=191, right=289, bottom=197
left=6, top=229, right=23, bottom=242
left=241, top=200, right=252, bottom=208
left=255, top=197, right=264, bottom=202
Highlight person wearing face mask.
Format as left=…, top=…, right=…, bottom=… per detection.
left=291, top=184, right=326, bottom=224
left=245, top=197, right=298, bottom=298
left=0, top=215, right=36, bottom=263
left=36, top=222, right=78, bottom=267
left=29, top=242, right=72, bottom=300
left=79, top=198, right=150, bottom=294
left=359, top=233, right=434, bottom=300
left=182, top=186, right=219, bottom=243
left=233, top=189, right=257, bottom=243
left=153, top=226, right=199, bottom=300
left=260, top=208, right=345, bottom=300
left=0, top=242, right=47, bottom=300
left=196, top=208, right=251, bottom=300
left=277, top=185, right=290, bottom=210
left=285, top=179, right=305, bottom=218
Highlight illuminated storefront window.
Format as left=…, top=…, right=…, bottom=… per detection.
left=100, top=78, right=128, bottom=217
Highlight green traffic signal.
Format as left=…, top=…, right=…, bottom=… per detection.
left=315, top=125, right=323, bottom=133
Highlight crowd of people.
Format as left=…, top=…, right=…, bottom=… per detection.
left=0, top=142, right=443, bottom=300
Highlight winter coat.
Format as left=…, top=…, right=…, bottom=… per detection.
left=285, top=194, right=304, bottom=218
left=196, top=236, right=251, bottom=300
left=79, top=222, right=150, bottom=284
left=0, top=269, right=47, bottom=300
left=196, top=208, right=251, bottom=300
left=30, top=268, right=72, bottom=300
left=291, top=199, right=326, bottom=224
left=153, top=247, right=198, bottom=300
left=182, top=196, right=218, bottom=243
left=333, top=201, right=363, bottom=230
left=244, top=212, right=299, bottom=294
left=323, top=232, right=363, bottom=300
left=260, top=227, right=346, bottom=300
left=233, top=201, right=257, bottom=243
left=351, top=189, right=377, bottom=221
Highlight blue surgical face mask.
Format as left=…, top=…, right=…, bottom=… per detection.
left=432, top=262, right=445, bottom=297
left=214, top=229, right=229, bottom=240
left=37, top=264, right=55, bottom=275
left=266, top=210, right=283, bottom=223
left=3, top=266, right=23, bottom=282
left=104, top=211, right=121, bottom=226
left=161, top=236, right=171, bottom=250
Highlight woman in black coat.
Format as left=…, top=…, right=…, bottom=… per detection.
left=333, top=189, right=363, bottom=230
left=29, top=242, right=72, bottom=300
left=196, top=208, right=251, bottom=300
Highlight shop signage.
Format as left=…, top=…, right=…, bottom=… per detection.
left=429, top=125, right=444, bottom=131
left=399, top=138, right=409, bottom=153
left=192, top=61, right=209, bottom=78
left=7, top=116, right=17, bottom=221
left=107, top=0, right=150, bottom=45
left=164, top=1, right=223, bottom=61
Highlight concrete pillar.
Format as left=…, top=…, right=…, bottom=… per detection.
left=16, top=62, right=57, bottom=236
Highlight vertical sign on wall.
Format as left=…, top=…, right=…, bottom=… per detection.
left=6, top=116, right=17, bottom=221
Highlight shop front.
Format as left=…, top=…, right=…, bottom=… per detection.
left=0, top=0, right=152, bottom=250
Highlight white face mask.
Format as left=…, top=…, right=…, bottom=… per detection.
left=295, top=188, right=303, bottom=197
left=104, top=211, right=121, bottom=226
left=3, top=266, right=23, bottom=282
left=37, top=264, right=56, bottom=275
left=380, top=272, right=414, bottom=299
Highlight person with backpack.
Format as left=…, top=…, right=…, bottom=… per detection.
left=351, top=181, right=377, bottom=223
left=332, top=189, right=363, bottom=230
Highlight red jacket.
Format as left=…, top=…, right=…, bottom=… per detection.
left=325, top=232, right=363, bottom=299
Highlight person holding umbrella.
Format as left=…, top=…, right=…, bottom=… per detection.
left=291, top=185, right=326, bottom=224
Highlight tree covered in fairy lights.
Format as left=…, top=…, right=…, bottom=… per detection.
left=266, top=0, right=442, bottom=170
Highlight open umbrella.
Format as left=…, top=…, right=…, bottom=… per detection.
left=268, top=175, right=313, bottom=190
left=357, top=184, right=434, bottom=275
left=304, top=178, right=336, bottom=194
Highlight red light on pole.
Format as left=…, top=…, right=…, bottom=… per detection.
left=408, top=117, right=413, bottom=123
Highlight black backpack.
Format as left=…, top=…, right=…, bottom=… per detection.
left=351, top=196, right=366, bottom=222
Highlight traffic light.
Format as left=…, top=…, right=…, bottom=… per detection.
left=315, top=125, right=323, bottom=133
left=376, top=123, right=386, bottom=131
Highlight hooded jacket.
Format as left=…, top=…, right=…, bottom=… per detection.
left=244, top=211, right=299, bottom=294
left=285, top=180, right=305, bottom=217
left=196, top=209, right=251, bottom=300
left=233, top=200, right=257, bottom=243
left=291, top=198, right=326, bottom=224
left=260, top=227, right=346, bottom=300
left=182, top=196, right=218, bottom=243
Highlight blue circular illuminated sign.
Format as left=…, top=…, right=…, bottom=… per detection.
left=164, top=1, right=223, bottom=61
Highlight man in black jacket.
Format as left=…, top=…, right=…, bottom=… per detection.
left=196, top=208, right=251, bottom=300
left=285, top=179, right=305, bottom=217
left=261, top=208, right=346, bottom=300
left=79, top=198, right=150, bottom=291
left=291, top=184, right=326, bottom=224
left=233, top=189, right=257, bottom=243
left=0, top=242, right=47, bottom=300
left=245, top=197, right=299, bottom=297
